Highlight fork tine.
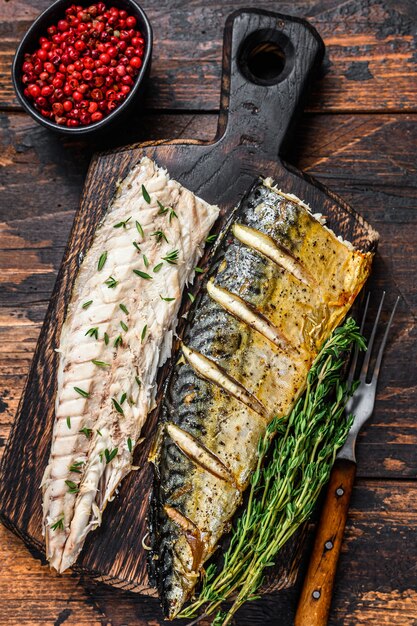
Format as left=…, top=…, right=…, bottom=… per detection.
left=360, top=291, right=385, bottom=382
left=371, top=296, right=400, bottom=385
left=347, top=291, right=370, bottom=388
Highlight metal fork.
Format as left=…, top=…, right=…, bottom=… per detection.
left=295, top=293, right=400, bottom=626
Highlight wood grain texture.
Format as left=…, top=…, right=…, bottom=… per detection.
left=295, top=459, right=357, bottom=626
left=0, top=6, right=380, bottom=598
left=1, top=0, right=417, bottom=113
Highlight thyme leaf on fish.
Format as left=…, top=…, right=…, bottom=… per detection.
left=65, top=480, right=79, bottom=494
left=162, top=249, right=179, bottom=265
left=187, top=292, right=195, bottom=303
left=120, top=321, right=128, bottom=332
left=74, top=387, right=89, bottom=398
left=85, top=327, right=99, bottom=339
left=98, top=251, right=107, bottom=271
left=194, top=266, right=204, bottom=274
left=120, top=392, right=127, bottom=405
left=82, top=300, right=93, bottom=309
left=133, top=241, right=141, bottom=252
left=92, top=359, right=110, bottom=367
left=141, top=325, right=147, bottom=342
left=136, top=221, right=144, bottom=239
left=105, top=275, right=118, bottom=288
left=104, top=332, right=109, bottom=345
left=133, top=269, right=152, bottom=280
left=79, top=427, right=93, bottom=439
left=135, top=376, right=141, bottom=387
left=151, top=230, right=168, bottom=243
left=160, top=295, right=175, bottom=302
left=114, top=217, right=131, bottom=229
left=114, top=335, right=123, bottom=348
left=143, top=254, right=150, bottom=268
left=205, top=234, right=217, bottom=244
left=142, top=184, right=151, bottom=204
left=119, top=303, right=129, bottom=315
left=169, top=208, right=178, bottom=223
left=66, top=417, right=71, bottom=429
left=112, top=397, right=124, bottom=415
left=153, top=263, right=163, bottom=273
left=69, top=461, right=84, bottom=474
left=104, top=447, right=118, bottom=464
left=127, top=437, right=133, bottom=453
left=179, top=318, right=366, bottom=625
left=157, top=200, right=169, bottom=215
left=51, top=515, right=65, bottom=531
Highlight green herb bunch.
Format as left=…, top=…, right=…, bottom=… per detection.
left=179, top=317, right=365, bottom=625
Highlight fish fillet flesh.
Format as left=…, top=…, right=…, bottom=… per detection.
left=149, top=178, right=372, bottom=618
left=42, top=156, right=219, bottom=573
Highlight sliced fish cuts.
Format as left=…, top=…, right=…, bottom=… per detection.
left=149, top=178, right=372, bottom=618
left=42, top=156, right=219, bottom=573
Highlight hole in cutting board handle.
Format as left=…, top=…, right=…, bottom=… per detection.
left=238, top=29, right=295, bottom=86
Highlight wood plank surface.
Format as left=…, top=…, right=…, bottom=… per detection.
left=1, top=0, right=417, bottom=112
left=1, top=0, right=417, bottom=623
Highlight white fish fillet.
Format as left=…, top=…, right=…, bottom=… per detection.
left=42, top=156, right=219, bottom=572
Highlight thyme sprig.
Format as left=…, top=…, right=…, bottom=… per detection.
left=69, top=460, right=84, bottom=474
left=65, top=479, right=79, bottom=494
left=105, top=275, right=118, bottom=289
left=79, top=427, right=93, bottom=438
left=157, top=200, right=177, bottom=223
left=152, top=230, right=169, bottom=244
left=179, top=318, right=365, bottom=625
left=104, top=447, right=118, bottom=464
left=162, top=249, right=179, bottom=265
left=157, top=200, right=169, bottom=215
left=114, top=217, right=131, bottom=229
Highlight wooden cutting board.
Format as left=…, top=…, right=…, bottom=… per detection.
left=0, top=9, right=378, bottom=597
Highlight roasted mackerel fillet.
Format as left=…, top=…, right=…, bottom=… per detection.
left=42, top=157, right=219, bottom=573
left=150, top=178, right=372, bottom=618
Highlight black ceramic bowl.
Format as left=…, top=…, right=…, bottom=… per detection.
left=12, top=0, right=152, bottom=136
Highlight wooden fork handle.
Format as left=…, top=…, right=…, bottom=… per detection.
left=295, top=458, right=357, bottom=626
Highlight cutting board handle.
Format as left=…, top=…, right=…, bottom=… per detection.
left=216, top=9, right=324, bottom=159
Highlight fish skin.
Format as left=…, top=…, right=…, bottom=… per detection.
left=150, top=178, right=372, bottom=619
left=42, top=157, right=219, bottom=573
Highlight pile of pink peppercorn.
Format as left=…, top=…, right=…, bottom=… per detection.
left=21, top=3, right=145, bottom=127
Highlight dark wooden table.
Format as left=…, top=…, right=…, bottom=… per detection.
left=1, top=1, right=416, bottom=625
